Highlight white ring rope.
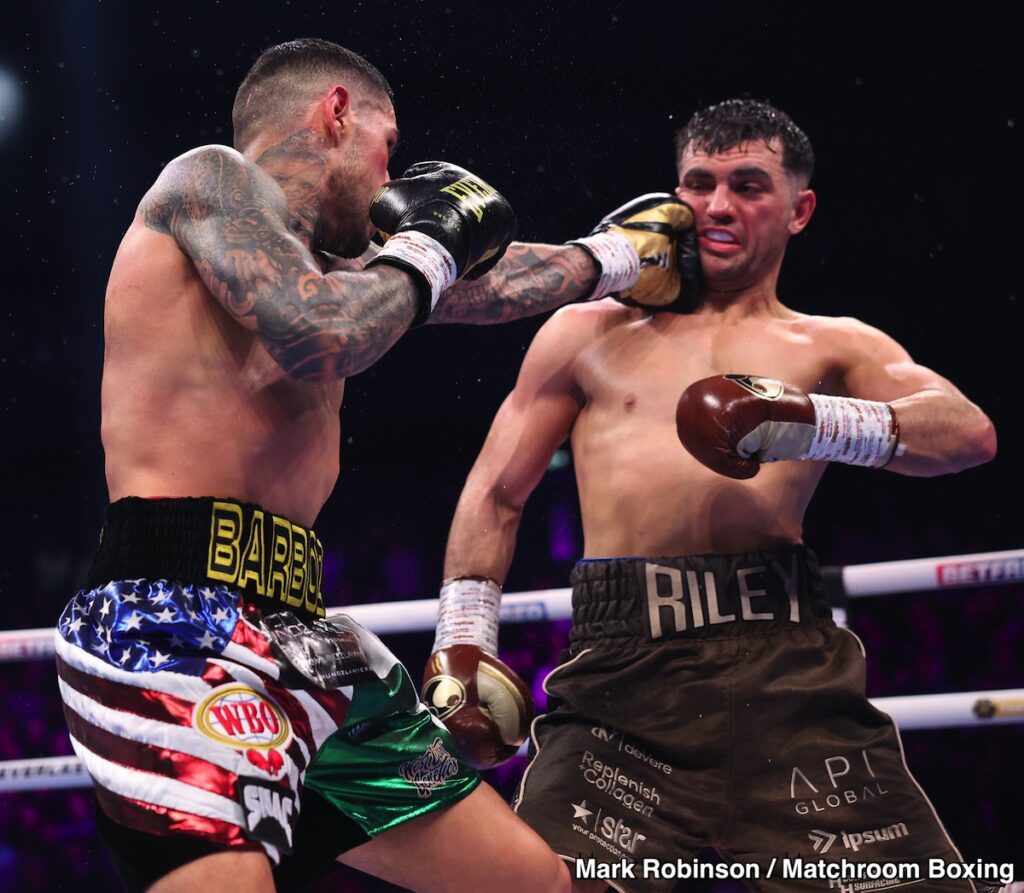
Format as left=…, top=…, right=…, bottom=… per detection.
left=3, top=549, right=1022, bottom=664
left=1, top=548, right=1021, bottom=793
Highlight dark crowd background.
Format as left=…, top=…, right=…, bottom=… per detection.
left=0, top=2, right=1021, bottom=891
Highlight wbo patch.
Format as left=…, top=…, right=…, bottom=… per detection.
left=193, top=683, right=292, bottom=753
left=237, top=777, right=297, bottom=854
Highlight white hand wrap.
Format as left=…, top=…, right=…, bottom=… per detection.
left=373, top=231, right=457, bottom=312
left=433, top=577, right=502, bottom=656
left=572, top=230, right=641, bottom=299
left=804, top=394, right=902, bottom=467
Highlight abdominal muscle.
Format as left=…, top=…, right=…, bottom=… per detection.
left=573, top=422, right=824, bottom=557
left=569, top=309, right=832, bottom=558
left=101, top=221, right=344, bottom=528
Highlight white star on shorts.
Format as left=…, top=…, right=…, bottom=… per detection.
left=197, top=630, right=220, bottom=650
left=154, top=607, right=176, bottom=624
left=571, top=801, right=593, bottom=821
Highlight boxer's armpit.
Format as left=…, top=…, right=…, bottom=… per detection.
left=428, top=243, right=598, bottom=324
left=138, top=144, right=417, bottom=381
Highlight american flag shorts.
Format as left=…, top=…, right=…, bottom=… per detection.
left=55, top=578, right=352, bottom=863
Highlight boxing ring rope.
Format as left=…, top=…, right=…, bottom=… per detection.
left=1, top=548, right=1021, bottom=793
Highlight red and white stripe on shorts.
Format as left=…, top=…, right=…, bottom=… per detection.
left=55, top=604, right=351, bottom=863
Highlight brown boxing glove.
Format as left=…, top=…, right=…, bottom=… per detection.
left=422, top=645, right=533, bottom=770
left=676, top=374, right=900, bottom=479
left=423, top=577, right=534, bottom=769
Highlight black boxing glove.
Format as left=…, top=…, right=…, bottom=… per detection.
left=570, top=193, right=699, bottom=312
left=676, top=374, right=902, bottom=480
left=421, top=577, right=534, bottom=770
left=367, top=162, right=517, bottom=324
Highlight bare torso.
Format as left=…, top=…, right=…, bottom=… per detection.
left=570, top=302, right=841, bottom=557
left=102, top=219, right=344, bottom=527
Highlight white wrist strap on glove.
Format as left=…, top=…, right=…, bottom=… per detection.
left=374, top=231, right=458, bottom=312
left=803, top=394, right=903, bottom=467
left=434, top=577, right=502, bottom=655
left=573, top=230, right=641, bottom=299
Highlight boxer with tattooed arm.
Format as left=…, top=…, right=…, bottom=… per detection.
left=55, top=37, right=695, bottom=893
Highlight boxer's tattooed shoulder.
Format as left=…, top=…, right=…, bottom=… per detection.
left=429, top=243, right=598, bottom=324
left=137, top=141, right=416, bottom=381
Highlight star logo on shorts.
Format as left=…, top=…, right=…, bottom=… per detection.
left=571, top=800, right=593, bottom=823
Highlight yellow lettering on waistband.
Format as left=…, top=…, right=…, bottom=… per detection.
left=305, top=535, right=325, bottom=617
left=237, top=509, right=266, bottom=596
left=286, top=524, right=308, bottom=608
left=267, top=516, right=293, bottom=602
left=207, top=502, right=243, bottom=584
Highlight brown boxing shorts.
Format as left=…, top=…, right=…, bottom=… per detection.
left=513, top=547, right=981, bottom=892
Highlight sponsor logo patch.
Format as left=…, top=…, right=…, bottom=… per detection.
left=807, top=823, right=910, bottom=855
left=569, top=799, right=648, bottom=857
left=193, top=684, right=291, bottom=751
left=788, top=750, right=889, bottom=816
left=399, top=737, right=459, bottom=798
left=808, top=829, right=836, bottom=853
left=237, top=777, right=296, bottom=853
left=936, top=556, right=1024, bottom=588
left=579, top=751, right=659, bottom=816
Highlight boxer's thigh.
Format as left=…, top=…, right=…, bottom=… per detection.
left=725, top=625, right=976, bottom=892
left=513, top=642, right=733, bottom=893
left=338, top=781, right=571, bottom=893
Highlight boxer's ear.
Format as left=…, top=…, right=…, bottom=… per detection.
left=789, top=188, right=816, bottom=235
left=321, top=85, right=350, bottom=145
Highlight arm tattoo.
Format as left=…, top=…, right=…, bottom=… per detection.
left=140, top=142, right=416, bottom=381
left=428, top=242, right=598, bottom=324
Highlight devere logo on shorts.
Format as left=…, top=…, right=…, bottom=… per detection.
left=194, top=684, right=292, bottom=751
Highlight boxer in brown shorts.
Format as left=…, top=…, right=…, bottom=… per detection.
left=515, top=549, right=981, bottom=891
left=434, top=99, right=1004, bottom=891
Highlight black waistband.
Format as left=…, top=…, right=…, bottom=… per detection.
left=85, top=497, right=326, bottom=618
left=569, top=546, right=832, bottom=643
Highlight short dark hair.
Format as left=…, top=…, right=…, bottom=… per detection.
left=674, top=98, right=814, bottom=183
left=232, top=38, right=392, bottom=150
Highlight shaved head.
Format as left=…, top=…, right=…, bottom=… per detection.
left=232, top=38, right=392, bottom=150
